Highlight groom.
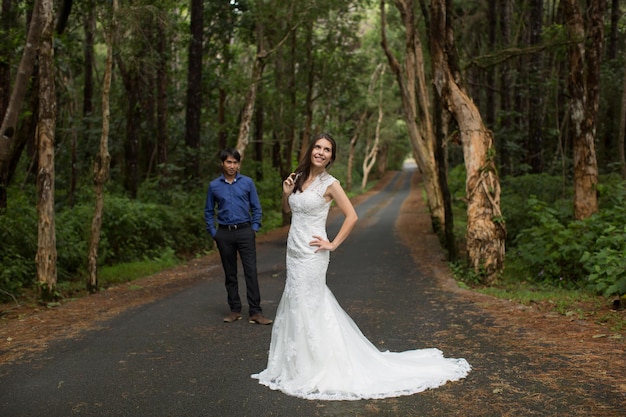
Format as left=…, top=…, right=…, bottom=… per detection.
left=204, top=148, right=272, bottom=325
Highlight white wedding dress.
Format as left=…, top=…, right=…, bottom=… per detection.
left=251, top=172, right=471, bottom=400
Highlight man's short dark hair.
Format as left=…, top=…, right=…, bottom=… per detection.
left=220, top=148, right=241, bottom=162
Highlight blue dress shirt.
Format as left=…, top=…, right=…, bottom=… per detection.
left=204, top=173, right=262, bottom=237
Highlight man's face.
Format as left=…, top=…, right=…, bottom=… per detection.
left=222, top=155, right=240, bottom=178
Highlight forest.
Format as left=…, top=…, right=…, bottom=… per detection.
left=1, top=0, right=625, bottom=303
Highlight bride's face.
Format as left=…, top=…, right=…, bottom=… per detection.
left=310, top=138, right=333, bottom=168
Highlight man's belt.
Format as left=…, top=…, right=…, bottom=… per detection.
left=218, top=222, right=251, bottom=231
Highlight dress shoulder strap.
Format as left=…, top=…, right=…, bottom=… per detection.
left=319, top=172, right=337, bottom=186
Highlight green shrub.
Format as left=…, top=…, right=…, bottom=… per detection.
left=512, top=187, right=626, bottom=296
left=500, top=174, right=572, bottom=245
left=512, top=198, right=588, bottom=285
left=0, top=191, right=214, bottom=300
left=581, top=227, right=626, bottom=296
left=0, top=195, right=38, bottom=296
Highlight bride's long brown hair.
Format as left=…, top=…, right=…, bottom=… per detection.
left=292, top=133, right=337, bottom=193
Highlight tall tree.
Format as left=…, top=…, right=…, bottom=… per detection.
left=527, top=0, right=545, bottom=173
left=76, top=1, right=95, bottom=208
left=380, top=0, right=445, bottom=232
left=430, top=0, right=506, bottom=281
left=184, top=0, right=203, bottom=182
left=497, top=0, right=512, bottom=176
left=0, top=0, right=43, bottom=210
left=156, top=10, right=169, bottom=175
left=235, top=21, right=268, bottom=160
left=563, top=0, right=603, bottom=220
left=0, top=0, right=14, bottom=123
left=35, top=0, right=57, bottom=299
left=617, top=55, right=626, bottom=180
left=361, top=65, right=385, bottom=189
left=87, top=0, right=116, bottom=293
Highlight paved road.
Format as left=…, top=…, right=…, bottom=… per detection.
left=0, top=168, right=622, bottom=416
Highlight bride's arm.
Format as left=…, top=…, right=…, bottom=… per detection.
left=311, top=181, right=358, bottom=252
left=282, top=173, right=296, bottom=213
left=282, top=192, right=291, bottom=213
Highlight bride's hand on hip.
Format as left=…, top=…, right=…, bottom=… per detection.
left=310, top=235, right=334, bottom=252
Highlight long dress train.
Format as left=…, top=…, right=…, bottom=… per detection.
left=251, top=172, right=470, bottom=400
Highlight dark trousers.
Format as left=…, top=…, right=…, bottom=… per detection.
left=214, top=227, right=262, bottom=316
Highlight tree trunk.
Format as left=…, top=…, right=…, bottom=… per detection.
left=362, top=65, right=385, bottom=189
left=498, top=0, right=512, bottom=176
left=87, top=0, right=116, bottom=293
left=0, top=0, right=43, bottom=210
left=348, top=64, right=381, bottom=191
left=236, top=19, right=269, bottom=160
left=253, top=82, right=264, bottom=181
left=0, top=0, right=14, bottom=122
left=72, top=1, right=95, bottom=208
left=617, top=51, right=626, bottom=180
left=381, top=0, right=444, bottom=233
left=299, top=21, right=314, bottom=162
left=347, top=110, right=368, bottom=192
left=235, top=52, right=266, bottom=160
left=156, top=14, right=168, bottom=174
left=430, top=0, right=506, bottom=281
left=184, top=0, right=203, bottom=180
left=563, top=0, right=603, bottom=220
left=527, top=0, right=545, bottom=173
left=433, top=90, right=457, bottom=261
left=35, top=0, right=57, bottom=300
left=606, top=0, right=620, bottom=61
left=485, top=0, right=496, bottom=131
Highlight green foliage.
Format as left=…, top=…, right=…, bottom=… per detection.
left=0, top=188, right=213, bottom=301
left=500, top=173, right=573, bottom=244
left=581, top=228, right=626, bottom=296
left=97, top=248, right=179, bottom=286
left=447, top=164, right=467, bottom=202
left=512, top=198, right=585, bottom=285
left=0, top=194, right=37, bottom=296
left=510, top=181, right=626, bottom=296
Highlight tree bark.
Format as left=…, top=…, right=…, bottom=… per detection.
left=563, top=0, right=603, bottom=220
left=617, top=60, right=626, bottom=180
left=381, top=0, right=444, bottom=233
left=235, top=50, right=266, bottom=160
left=72, top=1, right=95, bottom=208
left=35, top=0, right=57, bottom=299
left=527, top=0, right=545, bottom=173
left=237, top=14, right=296, bottom=161
left=0, top=0, right=14, bottom=121
left=498, top=0, right=512, bottom=176
left=430, top=0, right=506, bottom=281
left=362, top=65, right=385, bottom=189
left=87, top=0, right=116, bottom=292
left=615, top=3, right=625, bottom=180
left=299, top=21, right=315, bottom=163
left=0, top=0, right=43, bottom=210
left=156, top=13, right=168, bottom=174
left=184, top=0, right=203, bottom=180
left=347, top=110, right=368, bottom=192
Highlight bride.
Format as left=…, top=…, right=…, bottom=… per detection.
left=251, top=133, right=471, bottom=400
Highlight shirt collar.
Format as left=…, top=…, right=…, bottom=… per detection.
left=220, top=172, right=241, bottom=183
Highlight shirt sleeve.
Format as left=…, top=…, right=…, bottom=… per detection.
left=248, top=180, right=262, bottom=232
left=204, top=183, right=217, bottom=237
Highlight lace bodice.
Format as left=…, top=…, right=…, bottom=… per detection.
left=283, top=172, right=337, bottom=310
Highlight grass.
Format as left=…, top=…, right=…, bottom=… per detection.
left=98, top=252, right=179, bottom=287
left=54, top=248, right=181, bottom=297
